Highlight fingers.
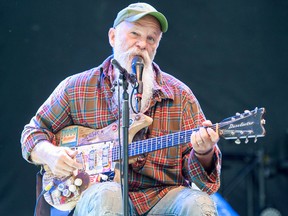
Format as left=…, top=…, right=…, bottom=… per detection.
left=191, top=131, right=198, bottom=146
left=200, top=120, right=219, bottom=143
left=193, top=127, right=211, bottom=145
left=66, top=148, right=78, bottom=158
left=199, top=127, right=210, bottom=143
left=50, top=148, right=82, bottom=177
left=53, top=152, right=76, bottom=177
left=190, top=121, right=219, bottom=153
left=202, top=120, right=212, bottom=127
left=65, top=148, right=83, bottom=169
left=207, top=127, right=219, bottom=143
left=55, top=165, right=73, bottom=177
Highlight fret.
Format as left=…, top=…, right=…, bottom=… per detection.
left=175, top=132, right=179, bottom=147
left=112, top=147, right=116, bottom=161
left=156, top=136, right=161, bottom=151
left=152, top=138, right=155, bottom=152
left=167, top=134, right=173, bottom=147
left=147, top=139, right=152, bottom=152
left=136, top=141, right=140, bottom=155
left=162, top=135, right=166, bottom=148
left=185, top=130, right=192, bottom=143
left=130, top=143, right=135, bottom=157
left=141, top=140, right=146, bottom=154
left=181, top=131, right=184, bottom=143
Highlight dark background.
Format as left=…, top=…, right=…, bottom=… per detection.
left=1, top=0, right=288, bottom=215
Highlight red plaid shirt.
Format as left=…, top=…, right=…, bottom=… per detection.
left=21, top=56, right=221, bottom=215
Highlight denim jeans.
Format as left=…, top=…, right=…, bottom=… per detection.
left=73, top=182, right=218, bottom=216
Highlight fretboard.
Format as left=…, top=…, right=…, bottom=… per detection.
left=111, top=129, right=195, bottom=161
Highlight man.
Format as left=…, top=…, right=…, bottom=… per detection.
left=21, top=2, right=221, bottom=216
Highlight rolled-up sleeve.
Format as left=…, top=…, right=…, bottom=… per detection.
left=187, top=146, right=222, bottom=194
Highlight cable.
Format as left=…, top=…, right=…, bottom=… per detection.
left=33, top=181, right=54, bottom=216
left=34, top=190, right=46, bottom=216
left=130, top=83, right=138, bottom=114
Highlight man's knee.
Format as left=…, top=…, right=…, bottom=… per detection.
left=184, top=191, right=217, bottom=215
left=74, top=182, right=122, bottom=215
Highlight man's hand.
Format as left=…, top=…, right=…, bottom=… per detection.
left=191, top=120, right=219, bottom=154
left=190, top=120, right=219, bottom=171
left=31, top=141, right=82, bottom=177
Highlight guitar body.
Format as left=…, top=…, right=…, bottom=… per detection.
left=42, top=113, right=153, bottom=211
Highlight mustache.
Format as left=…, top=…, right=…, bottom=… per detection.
left=117, top=48, right=151, bottom=65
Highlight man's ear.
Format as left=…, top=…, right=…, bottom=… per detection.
left=108, top=28, right=115, bottom=48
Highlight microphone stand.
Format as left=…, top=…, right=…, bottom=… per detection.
left=119, top=72, right=130, bottom=216
left=112, top=59, right=134, bottom=216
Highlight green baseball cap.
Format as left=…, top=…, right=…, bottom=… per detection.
left=113, top=3, right=168, bottom=33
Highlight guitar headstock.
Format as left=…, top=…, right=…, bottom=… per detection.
left=218, top=107, right=266, bottom=144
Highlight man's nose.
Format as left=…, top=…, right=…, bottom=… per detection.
left=136, top=39, right=147, bottom=50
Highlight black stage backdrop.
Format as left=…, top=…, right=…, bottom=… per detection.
left=1, top=0, right=288, bottom=215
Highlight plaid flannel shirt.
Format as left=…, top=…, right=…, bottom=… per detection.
left=21, top=55, right=221, bottom=215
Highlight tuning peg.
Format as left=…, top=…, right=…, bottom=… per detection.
left=245, top=137, right=249, bottom=144
left=236, top=112, right=244, bottom=118
left=235, top=138, right=241, bottom=144
left=254, top=136, right=258, bottom=143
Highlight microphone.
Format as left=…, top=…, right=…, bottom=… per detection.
left=111, top=59, right=137, bottom=84
left=131, top=56, right=144, bottom=112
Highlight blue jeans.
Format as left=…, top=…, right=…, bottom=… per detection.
left=73, top=182, right=218, bottom=216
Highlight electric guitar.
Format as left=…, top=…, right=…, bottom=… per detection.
left=42, top=107, right=266, bottom=211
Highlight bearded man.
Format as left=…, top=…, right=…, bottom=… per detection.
left=21, top=3, right=222, bottom=216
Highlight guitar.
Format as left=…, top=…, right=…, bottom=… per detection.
left=42, top=107, right=266, bottom=211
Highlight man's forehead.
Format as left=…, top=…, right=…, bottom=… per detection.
left=118, top=15, right=162, bottom=34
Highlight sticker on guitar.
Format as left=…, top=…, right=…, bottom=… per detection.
left=42, top=107, right=266, bottom=211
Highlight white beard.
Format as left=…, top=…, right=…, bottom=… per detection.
left=113, top=59, right=155, bottom=113
left=112, top=37, right=156, bottom=113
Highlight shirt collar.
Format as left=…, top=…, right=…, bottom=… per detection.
left=152, top=62, right=175, bottom=101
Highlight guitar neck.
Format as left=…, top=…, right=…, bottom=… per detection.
left=111, top=128, right=200, bottom=161
left=110, top=106, right=266, bottom=161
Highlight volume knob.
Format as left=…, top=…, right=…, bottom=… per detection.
left=74, top=178, right=83, bottom=186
